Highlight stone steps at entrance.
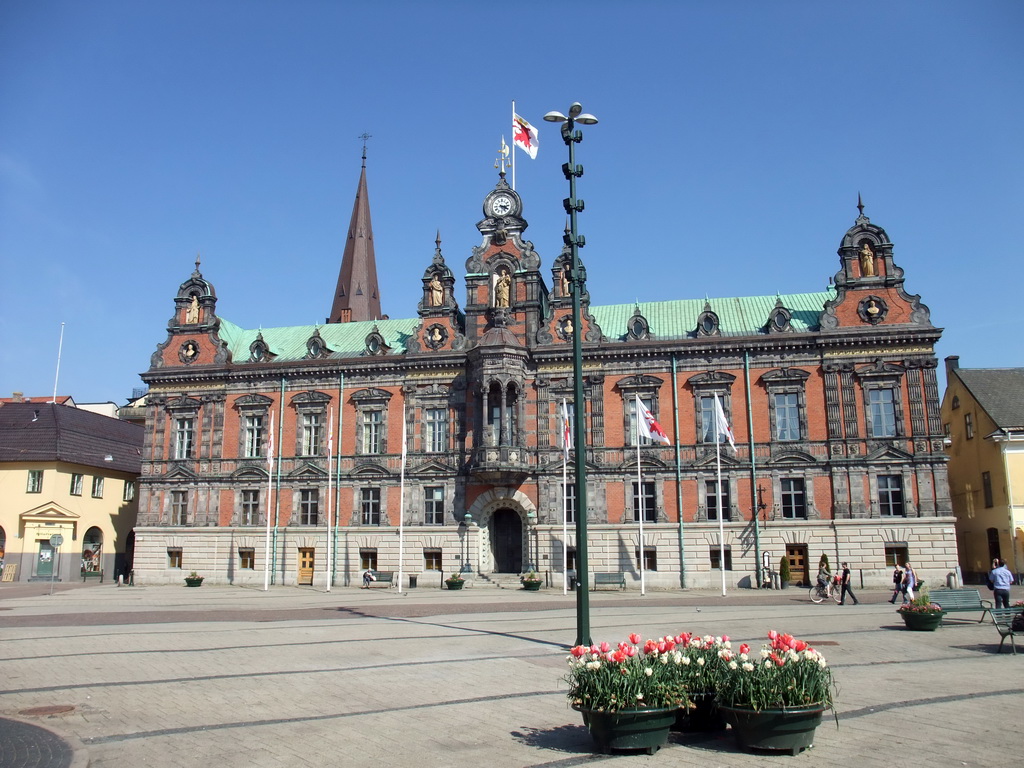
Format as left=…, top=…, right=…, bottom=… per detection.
left=474, top=572, right=527, bottom=589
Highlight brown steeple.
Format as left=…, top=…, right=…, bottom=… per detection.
left=328, top=142, right=382, bottom=323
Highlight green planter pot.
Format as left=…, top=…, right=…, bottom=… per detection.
left=672, top=692, right=726, bottom=733
left=184, top=578, right=203, bottom=587
left=522, top=580, right=542, bottom=591
left=899, top=610, right=945, bottom=631
left=445, top=580, right=464, bottom=590
left=573, top=705, right=675, bottom=755
left=718, top=703, right=827, bottom=756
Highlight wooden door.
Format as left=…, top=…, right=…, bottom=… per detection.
left=298, top=548, right=315, bottom=585
left=492, top=509, right=522, bottom=573
left=786, top=544, right=809, bottom=586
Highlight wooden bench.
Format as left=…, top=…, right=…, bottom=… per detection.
left=367, top=570, right=395, bottom=588
left=928, top=588, right=992, bottom=622
left=81, top=568, right=104, bottom=583
left=991, top=608, right=1019, bottom=655
left=592, top=572, right=626, bottom=590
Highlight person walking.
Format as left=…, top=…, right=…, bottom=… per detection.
left=839, top=562, right=859, bottom=605
left=902, top=562, right=916, bottom=602
left=888, top=564, right=903, bottom=603
left=989, top=558, right=1014, bottom=609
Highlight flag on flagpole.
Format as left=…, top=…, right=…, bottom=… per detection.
left=636, top=395, right=671, bottom=445
left=560, top=399, right=573, bottom=461
left=327, top=407, right=334, bottom=454
left=513, top=113, right=539, bottom=159
left=266, top=412, right=275, bottom=468
left=713, top=394, right=737, bottom=451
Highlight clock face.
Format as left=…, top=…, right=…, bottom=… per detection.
left=491, top=194, right=514, bottom=217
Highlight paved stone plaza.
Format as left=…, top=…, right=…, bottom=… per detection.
left=1, top=582, right=1020, bottom=767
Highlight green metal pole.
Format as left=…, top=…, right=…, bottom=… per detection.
left=565, top=117, right=591, bottom=648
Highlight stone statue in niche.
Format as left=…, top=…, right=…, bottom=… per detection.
left=859, top=242, right=876, bottom=277
left=185, top=295, right=200, bottom=323
left=429, top=275, right=443, bottom=307
left=561, top=266, right=571, bottom=297
left=494, top=269, right=511, bottom=307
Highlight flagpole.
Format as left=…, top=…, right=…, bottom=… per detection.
left=263, top=411, right=275, bottom=592
left=398, top=401, right=407, bottom=594
left=326, top=406, right=333, bottom=593
left=636, top=397, right=645, bottom=597
left=511, top=100, right=516, bottom=190
left=715, top=395, right=726, bottom=597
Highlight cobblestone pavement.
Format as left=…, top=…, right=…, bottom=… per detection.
left=0, top=581, right=1020, bottom=768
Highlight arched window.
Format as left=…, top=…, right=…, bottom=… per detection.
left=82, top=527, right=103, bottom=573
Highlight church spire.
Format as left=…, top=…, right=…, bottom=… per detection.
left=328, top=138, right=382, bottom=323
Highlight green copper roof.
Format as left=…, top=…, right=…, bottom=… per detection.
left=591, top=291, right=835, bottom=340
left=217, top=317, right=420, bottom=362
left=215, top=290, right=835, bottom=362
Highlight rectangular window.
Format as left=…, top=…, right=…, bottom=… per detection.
left=635, top=547, right=657, bottom=571
left=171, top=490, right=188, bottom=525
left=174, top=417, right=194, bottom=459
left=566, top=547, right=577, bottom=572
left=167, top=547, right=183, bottom=569
left=244, top=414, right=264, bottom=458
left=123, top=480, right=135, bottom=502
left=706, top=478, right=731, bottom=521
left=965, top=412, right=974, bottom=440
left=868, top=388, right=897, bottom=438
left=632, top=481, right=656, bottom=523
left=423, top=548, right=442, bottom=571
left=878, top=475, right=905, bottom=516
left=242, top=489, right=260, bottom=525
left=27, top=469, right=43, bottom=493
left=781, top=478, right=807, bottom=519
left=300, top=489, right=319, bottom=525
left=424, top=486, right=445, bottom=525
left=362, top=410, right=383, bottom=454
left=360, top=548, right=378, bottom=571
left=91, top=476, right=104, bottom=498
left=774, top=392, right=801, bottom=441
left=710, top=545, right=733, bottom=570
left=70, top=473, right=83, bottom=496
left=883, top=543, right=908, bottom=568
left=238, top=548, right=255, bottom=570
left=627, top=395, right=655, bottom=445
left=982, top=471, right=993, bottom=508
left=360, top=487, right=381, bottom=525
left=425, top=408, right=448, bottom=453
left=301, top=412, right=322, bottom=456
left=561, top=481, right=577, bottom=524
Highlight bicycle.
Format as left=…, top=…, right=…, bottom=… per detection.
left=809, top=579, right=842, bottom=604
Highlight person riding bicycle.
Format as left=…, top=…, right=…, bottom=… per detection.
left=816, top=564, right=832, bottom=591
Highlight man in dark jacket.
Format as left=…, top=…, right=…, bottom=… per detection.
left=839, top=562, right=860, bottom=605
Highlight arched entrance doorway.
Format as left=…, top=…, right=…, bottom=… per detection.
left=491, top=508, right=523, bottom=573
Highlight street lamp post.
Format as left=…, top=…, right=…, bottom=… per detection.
left=544, top=103, right=598, bottom=647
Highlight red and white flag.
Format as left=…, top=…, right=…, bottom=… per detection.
left=636, top=395, right=670, bottom=445
left=713, top=394, right=737, bottom=452
left=560, top=399, right=573, bottom=460
left=513, top=113, right=539, bottom=159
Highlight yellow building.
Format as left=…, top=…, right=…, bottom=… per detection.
left=941, top=358, right=1024, bottom=581
left=0, top=402, right=142, bottom=583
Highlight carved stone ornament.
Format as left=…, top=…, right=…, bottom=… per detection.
left=179, top=340, right=200, bottom=364
left=857, top=295, right=889, bottom=325
left=425, top=324, right=448, bottom=350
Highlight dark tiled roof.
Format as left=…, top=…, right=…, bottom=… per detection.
left=0, top=402, right=143, bottom=473
left=955, top=368, right=1024, bottom=431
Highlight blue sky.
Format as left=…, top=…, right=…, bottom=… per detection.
left=1, top=1, right=1021, bottom=404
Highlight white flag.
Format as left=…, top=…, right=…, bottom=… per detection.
left=266, top=411, right=275, bottom=468
left=713, top=394, right=737, bottom=452
left=636, top=395, right=671, bottom=445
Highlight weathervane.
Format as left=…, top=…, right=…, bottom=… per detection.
left=359, top=132, right=372, bottom=164
left=494, top=136, right=510, bottom=177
